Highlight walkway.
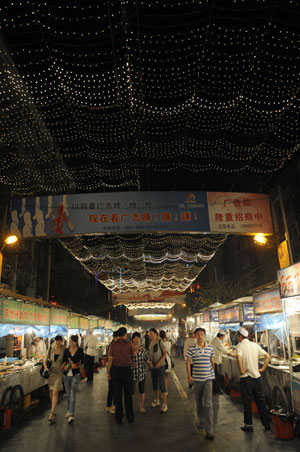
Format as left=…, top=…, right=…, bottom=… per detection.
left=0, top=358, right=299, bottom=452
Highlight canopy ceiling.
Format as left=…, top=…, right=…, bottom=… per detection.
left=1, top=1, right=299, bottom=293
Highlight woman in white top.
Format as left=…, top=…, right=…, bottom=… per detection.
left=160, top=330, right=172, bottom=393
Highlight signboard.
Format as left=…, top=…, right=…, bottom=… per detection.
left=105, top=320, right=113, bottom=329
left=68, top=316, right=80, bottom=329
left=1, top=299, right=50, bottom=325
left=98, top=318, right=105, bottom=328
left=89, top=319, right=98, bottom=328
left=218, top=306, right=240, bottom=324
left=291, top=379, right=300, bottom=416
left=203, top=311, right=210, bottom=323
left=207, top=192, right=273, bottom=234
left=242, top=303, right=254, bottom=321
left=278, top=262, right=300, bottom=298
left=9, top=191, right=273, bottom=237
left=277, top=240, right=290, bottom=270
left=50, top=309, right=68, bottom=326
left=80, top=317, right=89, bottom=330
left=210, top=309, right=219, bottom=322
left=253, top=289, right=282, bottom=314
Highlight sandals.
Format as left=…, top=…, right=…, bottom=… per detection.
left=48, top=413, right=55, bottom=422
left=139, top=407, right=146, bottom=413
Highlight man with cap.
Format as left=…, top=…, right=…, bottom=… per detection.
left=236, top=327, right=270, bottom=432
left=211, top=330, right=235, bottom=394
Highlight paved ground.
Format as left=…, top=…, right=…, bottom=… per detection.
left=0, top=358, right=299, bottom=452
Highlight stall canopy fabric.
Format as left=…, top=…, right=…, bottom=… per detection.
left=254, top=313, right=288, bottom=343
left=0, top=324, right=50, bottom=339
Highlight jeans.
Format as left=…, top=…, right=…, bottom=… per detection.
left=63, top=374, right=80, bottom=416
left=151, top=365, right=166, bottom=393
left=84, top=354, right=95, bottom=382
left=240, top=376, right=269, bottom=427
left=213, top=363, right=222, bottom=393
left=113, top=366, right=134, bottom=424
left=193, top=380, right=213, bottom=434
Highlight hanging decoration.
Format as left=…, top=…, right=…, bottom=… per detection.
left=0, top=1, right=299, bottom=195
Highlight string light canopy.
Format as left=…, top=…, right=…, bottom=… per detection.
left=0, top=1, right=300, bottom=195
left=125, top=303, right=175, bottom=310
left=60, top=233, right=226, bottom=293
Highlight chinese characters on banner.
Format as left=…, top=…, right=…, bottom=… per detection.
left=207, top=192, right=273, bottom=234
left=9, top=191, right=273, bottom=237
left=218, top=306, right=240, bottom=323
left=253, top=289, right=282, bottom=314
left=203, top=311, right=210, bottom=323
left=242, top=303, right=254, bottom=321
left=1, top=299, right=50, bottom=325
left=210, top=309, right=219, bottom=322
left=277, top=262, right=300, bottom=298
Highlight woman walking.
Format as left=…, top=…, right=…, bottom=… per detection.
left=159, top=330, right=172, bottom=394
left=45, top=335, right=65, bottom=422
left=148, top=328, right=168, bottom=413
left=62, top=335, right=85, bottom=423
left=131, top=332, right=148, bottom=413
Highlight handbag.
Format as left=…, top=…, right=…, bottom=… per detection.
left=40, top=348, right=52, bottom=379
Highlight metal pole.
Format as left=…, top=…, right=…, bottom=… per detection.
left=278, top=185, right=294, bottom=265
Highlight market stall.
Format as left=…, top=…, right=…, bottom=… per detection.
left=278, top=262, right=300, bottom=416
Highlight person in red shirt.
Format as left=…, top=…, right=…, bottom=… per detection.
left=107, top=327, right=136, bottom=425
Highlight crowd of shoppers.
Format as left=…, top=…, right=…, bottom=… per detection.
left=42, top=324, right=271, bottom=442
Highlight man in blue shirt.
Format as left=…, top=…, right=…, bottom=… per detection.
left=186, top=327, right=215, bottom=440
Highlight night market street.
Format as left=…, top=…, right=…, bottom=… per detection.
left=0, top=358, right=299, bottom=452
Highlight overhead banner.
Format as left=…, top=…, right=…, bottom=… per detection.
left=112, top=290, right=186, bottom=307
left=203, top=311, right=210, bottom=323
left=253, top=289, right=282, bottom=314
left=50, top=309, right=69, bottom=326
left=210, top=309, right=219, bottom=322
left=242, top=303, right=254, bottom=321
left=278, top=262, right=300, bottom=298
left=9, top=191, right=273, bottom=237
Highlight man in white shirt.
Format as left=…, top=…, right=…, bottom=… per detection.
left=236, top=327, right=270, bottom=433
left=211, top=331, right=235, bottom=394
left=84, top=329, right=98, bottom=383
left=30, top=336, right=46, bottom=358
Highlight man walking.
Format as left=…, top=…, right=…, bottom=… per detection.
left=107, top=327, right=135, bottom=425
left=236, top=327, right=270, bottom=432
left=186, top=327, right=215, bottom=440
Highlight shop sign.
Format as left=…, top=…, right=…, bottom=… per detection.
left=253, top=289, right=282, bottom=314
left=0, top=298, right=2, bottom=322
left=51, top=309, right=68, bottom=326
left=89, top=319, right=98, bottom=328
left=277, top=240, right=290, bottom=270
left=1, top=299, right=50, bottom=325
left=68, top=316, right=80, bottom=329
left=242, top=303, right=254, bottom=321
left=203, top=311, right=210, bottom=323
left=9, top=191, right=273, bottom=237
left=98, top=318, right=105, bottom=328
left=210, top=309, right=219, bottom=322
left=105, top=320, right=113, bottom=329
left=278, top=262, right=300, bottom=298
left=80, top=317, right=89, bottom=330
left=218, top=306, right=240, bottom=323
left=291, top=379, right=300, bottom=416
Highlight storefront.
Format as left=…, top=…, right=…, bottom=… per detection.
left=278, top=262, right=300, bottom=415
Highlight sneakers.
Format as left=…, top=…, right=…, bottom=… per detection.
left=205, top=433, right=214, bottom=440
left=68, top=416, right=75, bottom=423
left=151, top=399, right=160, bottom=408
left=64, top=412, right=70, bottom=418
left=106, top=406, right=115, bottom=414
left=241, top=425, right=253, bottom=432
left=160, top=404, right=168, bottom=413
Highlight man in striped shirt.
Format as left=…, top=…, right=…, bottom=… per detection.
left=186, top=327, right=215, bottom=440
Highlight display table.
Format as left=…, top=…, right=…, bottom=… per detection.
left=0, top=360, right=46, bottom=403
left=220, top=355, right=295, bottom=404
